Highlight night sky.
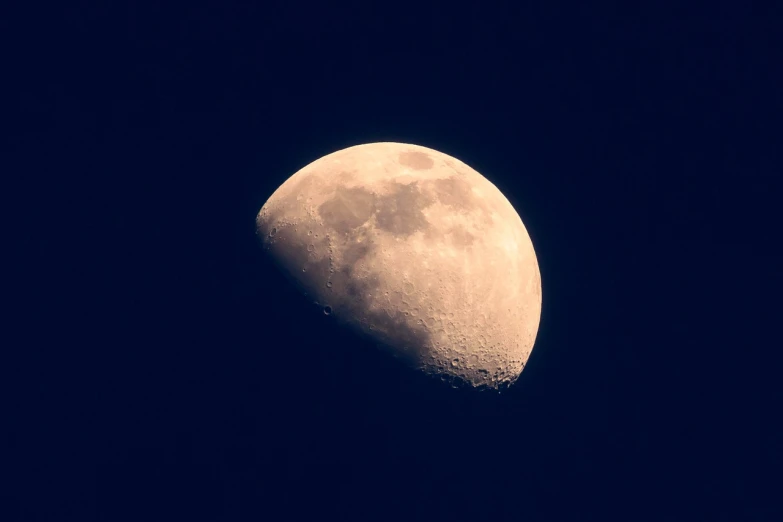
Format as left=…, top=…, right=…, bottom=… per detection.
left=9, top=2, right=781, bottom=520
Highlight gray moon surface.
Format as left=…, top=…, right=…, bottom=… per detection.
left=256, top=142, right=542, bottom=388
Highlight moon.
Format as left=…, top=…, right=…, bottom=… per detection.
left=256, top=142, right=542, bottom=389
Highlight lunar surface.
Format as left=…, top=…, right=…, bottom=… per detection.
left=256, top=142, right=542, bottom=388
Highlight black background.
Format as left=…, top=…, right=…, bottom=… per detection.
left=7, top=2, right=781, bottom=520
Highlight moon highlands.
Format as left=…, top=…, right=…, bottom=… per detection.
left=257, top=142, right=542, bottom=389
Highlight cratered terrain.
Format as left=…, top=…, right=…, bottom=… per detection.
left=257, top=142, right=542, bottom=389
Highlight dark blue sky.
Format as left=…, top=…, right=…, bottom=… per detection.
left=8, top=2, right=780, bottom=520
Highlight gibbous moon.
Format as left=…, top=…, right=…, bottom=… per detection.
left=257, top=142, right=542, bottom=388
